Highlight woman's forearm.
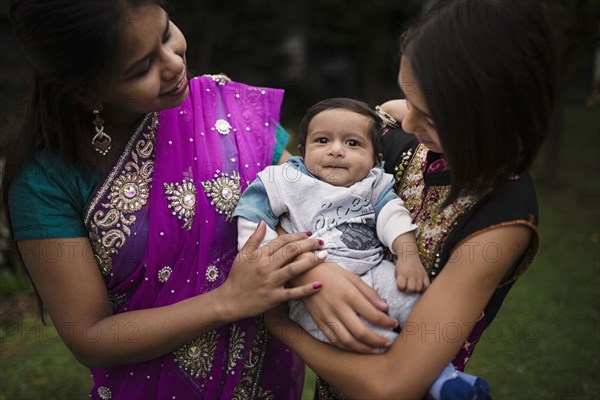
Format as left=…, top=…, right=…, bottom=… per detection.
left=62, top=287, right=234, bottom=368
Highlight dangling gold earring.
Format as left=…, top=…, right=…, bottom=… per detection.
left=92, top=109, right=112, bottom=155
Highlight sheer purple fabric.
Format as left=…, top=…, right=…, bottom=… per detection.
left=85, top=76, right=304, bottom=399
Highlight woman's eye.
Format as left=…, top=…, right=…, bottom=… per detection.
left=346, top=139, right=359, bottom=147
left=163, top=31, right=172, bottom=44
left=130, top=63, right=151, bottom=80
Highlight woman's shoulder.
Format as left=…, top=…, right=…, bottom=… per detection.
left=9, top=151, right=101, bottom=241
left=451, top=172, right=539, bottom=243
left=477, top=172, right=538, bottom=226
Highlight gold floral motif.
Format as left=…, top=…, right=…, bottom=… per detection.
left=174, top=330, right=218, bottom=379
left=228, top=324, right=246, bottom=370
left=202, top=172, right=241, bottom=221
left=164, top=179, right=197, bottom=230
left=109, top=171, right=151, bottom=213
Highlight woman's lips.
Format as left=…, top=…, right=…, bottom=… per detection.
left=163, top=75, right=187, bottom=97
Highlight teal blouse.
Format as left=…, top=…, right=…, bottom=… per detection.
left=9, top=125, right=290, bottom=241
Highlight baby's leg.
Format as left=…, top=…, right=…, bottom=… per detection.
left=360, top=261, right=420, bottom=344
left=368, top=260, right=421, bottom=328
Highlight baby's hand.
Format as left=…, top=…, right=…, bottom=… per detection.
left=395, top=259, right=430, bottom=294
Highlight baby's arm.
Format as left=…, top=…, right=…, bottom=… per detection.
left=237, top=217, right=278, bottom=249
left=391, top=231, right=430, bottom=293
left=376, top=196, right=429, bottom=294
left=233, top=171, right=281, bottom=249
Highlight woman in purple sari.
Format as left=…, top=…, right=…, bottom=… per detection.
left=3, top=1, right=324, bottom=398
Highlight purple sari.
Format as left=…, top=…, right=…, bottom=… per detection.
left=84, top=75, right=304, bottom=399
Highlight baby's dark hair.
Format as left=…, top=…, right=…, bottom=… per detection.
left=297, top=98, right=384, bottom=163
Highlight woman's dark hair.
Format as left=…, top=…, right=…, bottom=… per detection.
left=2, top=0, right=164, bottom=229
left=298, top=98, right=384, bottom=164
left=400, top=0, right=556, bottom=204
left=2, top=0, right=164, bottom=319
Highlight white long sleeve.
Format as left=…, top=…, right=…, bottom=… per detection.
left=237, top=217, right=279, bottom=250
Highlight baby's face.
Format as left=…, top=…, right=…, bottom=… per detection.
left=304, top=109, right=376, bottom=187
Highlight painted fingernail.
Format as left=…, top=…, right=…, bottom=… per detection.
left=318, top=239, right=324, bottom=246
left=312, top=282, right=322, bottom=290
left=305, top=231, right=312, bottom=237
left=316, top=250, right=328, bottom=259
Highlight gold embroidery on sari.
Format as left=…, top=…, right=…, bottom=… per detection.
left=164, top=179, right=197, bottom=230
left=202, top=172, right=242, bottom=222
left=232, top=316, right=274, bottom=400
left=228, top=324, right=246, bottom=371
left=174, top=330, right=219, bottom=379
left=86, top=113, right=157, bottom=278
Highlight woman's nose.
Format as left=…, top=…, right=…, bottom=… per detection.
left=401, top=110, right=419, bottom=135
left=161, top=50, right=184, bottom=81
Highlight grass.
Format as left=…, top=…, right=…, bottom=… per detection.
left=465, top=103, right=600, bottom=399
left=0, top=319, right=91, bottom=400
left=1, top=102, right=598, bottom=399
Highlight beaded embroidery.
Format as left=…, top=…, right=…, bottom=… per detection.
left=164, top=179, right=197, bottom=230
left=97, top=386, right=112, bottom=400
left=205, top=73, right=231, bottom=85
left=157, top=266, right=172, bottom=283
left=231, top=316, right=273, bottom=400
left=174, top=330, right=218, bottom=379
left=86, top=113, right=157, bottom=278
left=215, top=119, right=232, bottom=135
left=202, top=172, right=242, bottom=221
left=227, top=324, right=246, bottom=371
left=396, top=145, right=481, bottom=277
left=205, top=265, right=219, bottom=282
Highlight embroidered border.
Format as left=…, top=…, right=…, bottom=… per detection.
left=231, top=316, right=274, bottom=400
left=85, top=113, right=157, bottom=278
left=398, top=145, right=481, bottom=277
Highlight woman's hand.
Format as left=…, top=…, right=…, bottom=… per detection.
left=217, top=221, right=325, bottom=321
left=293, top=262, right=398, bottom=353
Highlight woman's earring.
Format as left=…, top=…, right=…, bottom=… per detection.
left=92, top=109, right=112, bottom=155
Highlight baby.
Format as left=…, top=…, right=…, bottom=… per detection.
left=233, top=98, right=489, bottom=400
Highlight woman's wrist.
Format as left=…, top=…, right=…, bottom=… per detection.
left=375, top=104, right=402, bottom=134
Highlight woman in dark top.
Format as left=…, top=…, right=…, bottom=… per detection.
left=267, top=0, right=556, bottom=398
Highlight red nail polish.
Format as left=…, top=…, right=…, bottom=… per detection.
left=312, top=282, right=322, bottom=290
left=318, top=239, right=324, bottom=246
left=305, top=231, right=312, bottom=237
